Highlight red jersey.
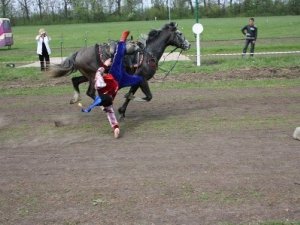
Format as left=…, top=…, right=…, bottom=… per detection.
left=97, top=73, right=119, bottom=100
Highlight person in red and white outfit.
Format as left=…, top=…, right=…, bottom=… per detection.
left=81, top=30, right=143, bottom=138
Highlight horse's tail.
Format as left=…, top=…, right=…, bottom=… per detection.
left=50, top=52, right=78, bottom=78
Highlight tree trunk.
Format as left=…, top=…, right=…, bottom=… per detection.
left=1, top=0, right=6, bottom=17
left=116, top=0, right=121, bottom=15
left=37, top=0, right=42, bottom=18
left=63, top=0, right=68, bottom=18
left=187, top=0, right=194, bottom=14
left=141, top=0, right=144, bottom=11
left=18, top=0, right=30, bottom=20
left=1, top=0, right=11, bottom=17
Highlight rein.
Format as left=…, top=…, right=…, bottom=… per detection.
left=158, top=47, right=183, bottom=80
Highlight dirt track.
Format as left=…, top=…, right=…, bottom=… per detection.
left=0, top=71, right=300, bottom=224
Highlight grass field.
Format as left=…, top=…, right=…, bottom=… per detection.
left=0, top=16, right=300, bottom=225
left=1, top=16, right=300, bottom=81
left=0, top=16, right=299, bottom=62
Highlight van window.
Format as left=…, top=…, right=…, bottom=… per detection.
left=3, top=20, right=11, bottom=33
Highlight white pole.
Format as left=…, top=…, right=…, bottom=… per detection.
left=192, top=23, right=203, bottom=67
left=196, top=33, right=201, bottom=66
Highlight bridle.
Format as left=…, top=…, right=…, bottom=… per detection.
left=158, top=30, right=187, bottom=80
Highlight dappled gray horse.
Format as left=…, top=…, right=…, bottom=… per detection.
left=51, top=22, right=190, bottom=117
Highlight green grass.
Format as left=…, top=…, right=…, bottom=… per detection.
left=0, top=84, right=72, bottom=96
left=0, top=54, right=299, bottom=85
left=1, top=77, right=299, bottom=97
left=158, top=54, right=300, bottom=74
left=154, top=78, right=300, bottom=90
left=0, top=67, right=43, bottom=82
left=0, top=16, right=299, bottom=62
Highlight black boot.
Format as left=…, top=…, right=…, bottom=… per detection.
left=46, top=61, right=50, bottom=71
left=40, top=61, right=45, bottom=71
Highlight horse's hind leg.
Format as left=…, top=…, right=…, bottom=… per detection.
left=86, top=81, right=96, bottom=100
left=70, top=76, right=88, bottom=104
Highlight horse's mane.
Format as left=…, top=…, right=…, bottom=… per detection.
left=145, top=22, right=178, bottom=45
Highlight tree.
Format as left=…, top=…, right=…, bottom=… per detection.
left=36, top=0, right=42, bottom=18
left=152, top=0, right=165, bottom=9
left=187, top=0, right=194, bottom=14
left=63, top=0, right=71, bottom=18
left=18, top=0, right=31, bottom=20
left=1, top=0, right=12, bottom=17
left=124, top=0, right=135, bottom=13
left=86, top=0, right=106, bottom=21
left=288, top=0, right=300, bottom=15
left=202, top=0, right=207, bottom=9
left=116, top=0, right=121, bottom=15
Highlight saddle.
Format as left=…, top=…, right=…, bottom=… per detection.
left=95, top=41, right=144, bottom=74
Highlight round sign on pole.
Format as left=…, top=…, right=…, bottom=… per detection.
left=192, top=23, right=204, bottom=35
left=192, top=23, right=203, bottom=66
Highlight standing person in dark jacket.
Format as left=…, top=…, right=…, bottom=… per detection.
left=241, top=18, right=257, bottom=57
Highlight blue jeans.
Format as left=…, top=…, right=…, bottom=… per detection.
left=109, top=42, right=142, bottom=89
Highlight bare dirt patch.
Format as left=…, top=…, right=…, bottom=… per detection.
left=0, top=72, right=299, bottom=224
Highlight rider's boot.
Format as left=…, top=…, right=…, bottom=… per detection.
left=120, top=31, right=130, bottom=42
left=40, top=61, right=45, bottom=71
left=46, top=61, right=50, bottom=71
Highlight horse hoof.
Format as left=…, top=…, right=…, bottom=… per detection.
left=70, top=98, right=81, bottom=104
left=143, top=97, right=152, bottom=102
left=119, top=116, right=125, bottom=122
left=70, top=99, right=77, bottom=104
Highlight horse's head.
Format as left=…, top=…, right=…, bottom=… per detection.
left=147, top=22, right=190, bottom=51
left=166, top=22, right=190, bottom=50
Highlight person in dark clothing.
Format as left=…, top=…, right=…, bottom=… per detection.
left=36, top=28, right=51, bottom=71
left=241, top=18, right=257, bottom=57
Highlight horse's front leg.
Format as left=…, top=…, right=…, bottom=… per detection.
left=118, top=79, right=152, bottom=118
left=70, top=76, right=88, bottom=104
left=139, top=78, right=152, bottom=102
left=118, top=85, right=139, bottom=118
